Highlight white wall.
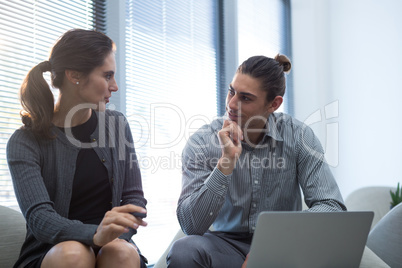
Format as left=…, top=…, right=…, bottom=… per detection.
left=291, top=0, right=402, bottom=199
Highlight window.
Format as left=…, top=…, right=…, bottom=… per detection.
left=237, top=0, right=293, bottom=114
left=0, top=0, right=105, bottom=209
left=121, top=0, right=219, bottom=263
left=0, top=0, right=292, bottom=265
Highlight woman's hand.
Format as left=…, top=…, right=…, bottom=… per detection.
left=93, top=204, right=147, bottom=247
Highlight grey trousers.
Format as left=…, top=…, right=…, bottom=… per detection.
left=166, top=231, right=252, bottom=268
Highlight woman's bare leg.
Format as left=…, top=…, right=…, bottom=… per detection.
left=96, top=239, right=141, bottom=268
left=41, top=241, right=96, bottom=268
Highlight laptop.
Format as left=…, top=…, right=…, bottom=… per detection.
left=246, top=211, right=374, bottom=268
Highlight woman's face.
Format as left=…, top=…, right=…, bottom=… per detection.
left=77, top=52, right=118, bottom=111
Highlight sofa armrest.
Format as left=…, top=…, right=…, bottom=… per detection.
left=359, top=246, right=390, bottom=268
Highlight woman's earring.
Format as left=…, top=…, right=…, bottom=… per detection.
left=76, top=81, right=79, bottom=85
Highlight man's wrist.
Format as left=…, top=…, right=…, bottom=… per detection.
left=217, top=156, right=236, bottom=175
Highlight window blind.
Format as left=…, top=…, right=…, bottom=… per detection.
left=124, top=0, right=218, bottom=263
left=0, top=0, right=105, bottom=209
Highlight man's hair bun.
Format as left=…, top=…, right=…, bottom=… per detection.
left=274, top=54, right=291, bottom=74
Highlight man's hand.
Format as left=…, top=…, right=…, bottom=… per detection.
left=93, top=204, right=147, bottom=247
left=217, top=120, right=243, bottom=175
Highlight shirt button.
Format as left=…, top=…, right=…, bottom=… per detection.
left=252, top=226, right=256, bottom=230
left=209, top=212, right=213, bottom=216
left=102, top=158, right=106, bottom=162
left=222, top=185, right=226, bottom=188
left=92, top=138, right=97, bottom=142
left=254, top=180, right=259, bottom=184
left=253, top=203, right=257, bottom=207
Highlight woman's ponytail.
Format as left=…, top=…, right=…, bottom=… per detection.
left=20, top=60, right=55, bottom=138
left=19, top=29, right=115, bottom=139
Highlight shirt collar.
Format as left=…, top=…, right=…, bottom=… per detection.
left=264, top=113, right=284, bottom=142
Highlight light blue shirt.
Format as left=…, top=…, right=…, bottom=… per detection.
left=177, top=113, right=346, bottom=235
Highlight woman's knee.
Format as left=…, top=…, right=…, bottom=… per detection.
left=42, top=241, right=95, bottom=268
left=97, top=239, right=140, bottom=265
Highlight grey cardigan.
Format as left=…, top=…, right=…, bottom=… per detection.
left=7, top=110, right=147, bottom=267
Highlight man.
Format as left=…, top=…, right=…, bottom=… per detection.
left=167, top=54, right=346, bottom=267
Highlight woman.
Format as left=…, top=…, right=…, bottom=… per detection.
left=7, top=29, right=148, bottom=268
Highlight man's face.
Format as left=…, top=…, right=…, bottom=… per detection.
left=226, top=73, right=271, bottom=130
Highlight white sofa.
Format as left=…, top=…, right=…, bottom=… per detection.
left=345, top=186, right=401, bottom=268
left=0, top=205, right=26, bottom=268
left=2, top=186, right=399, bottom=268
left=154, top=186, right=399, bottom=268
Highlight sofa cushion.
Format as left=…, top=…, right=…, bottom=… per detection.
left=360, top=246, right=390, bottom=267
left=345, top=186, right=395, bottom=229
left=0, top=205, right=26, bottom=268
left=366, top=203, right=402, bottom=268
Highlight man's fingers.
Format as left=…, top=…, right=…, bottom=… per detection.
left=222, top=120, right=243, bottom=137
left=219, top=120, right=244, bottom=149
left=222, top=119, right=231, bottom=128
left=226, top=121, right=243, bottom=143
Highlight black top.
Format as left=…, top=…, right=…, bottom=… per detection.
left=59, top=111, right=112, bottom=224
